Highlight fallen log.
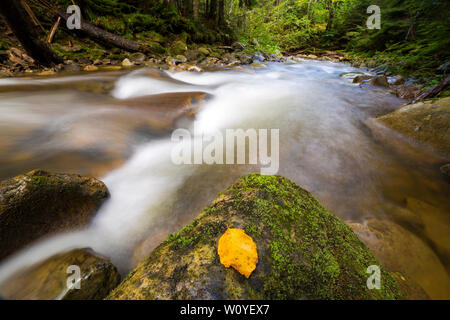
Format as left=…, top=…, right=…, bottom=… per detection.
left=56, top=10, right=150, bottom=53
left=0, top=0, right=62, bottom=66
left=413, top=75, right=450, bottom=103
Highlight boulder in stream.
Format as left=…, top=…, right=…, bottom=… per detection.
left=0, top=248, right=120, bottom=300
left=0, top=170, right=109, bottom=261
left=367, top=97, right=450, bottom=159
left=107, top=174, right=404, bottom=300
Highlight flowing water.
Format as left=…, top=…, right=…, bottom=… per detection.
left=0, top=60, right=449, bottom=299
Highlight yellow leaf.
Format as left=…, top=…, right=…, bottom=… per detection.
left=217, top=226, right=258, bottom=278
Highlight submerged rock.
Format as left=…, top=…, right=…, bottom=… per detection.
left=0, top=170, right=109, bottom=261
left=107, top=174, right=403, bottom=300
left=0, top=248, right=120, bottom=300
left=349, top=219, right=450, bottom=299
left=249, top=62, right=267, bottom=68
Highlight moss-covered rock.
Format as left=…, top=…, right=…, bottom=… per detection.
left=0, top=170, right=109, bottom=261
left=0, top=248, right=120, bottom=300
left=367, top=97, right=450, bottom=158
left=107, top=174, right=403, bottom=300
left=169, top=40, right=187, bottom=56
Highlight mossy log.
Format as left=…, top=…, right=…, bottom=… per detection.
left=56, top=10, right=150, bottom=53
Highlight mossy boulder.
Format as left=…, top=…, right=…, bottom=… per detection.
left=0, top=170, right=109, bottom=261
left=367, top=97, right=450, bottom=158
left=169, top=40, right=187, bottom=56
left=0, top=248, right=120, bottom=300
left=107, top=174, right=403, bottom=300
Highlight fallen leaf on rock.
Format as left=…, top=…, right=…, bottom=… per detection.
left=217, top=226, right=258, bottom=278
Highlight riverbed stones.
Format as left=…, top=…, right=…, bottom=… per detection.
left=107, top=174, right=403, bottom=300
left=0, top=248, right=120, bottom=300
left=395, top=84, right=422, bottom=99
left=0, top=170, right=109, bottom=261
left=121, top=58, right=134, bottom=67
left=369, top=75, right=390, bottom=87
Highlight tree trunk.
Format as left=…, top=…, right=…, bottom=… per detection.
left=209, top=0, right=217, bottom=20
left=193, top=0, right=199, bottom=18
left=56, top=10, right=148, bottom=53
left=0, top=0, right=62, bottom=66
left=326, top=0, right=335, bottom=31
left=218, top=0, right=224, bottom=26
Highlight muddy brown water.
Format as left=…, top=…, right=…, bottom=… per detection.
left=0, top=60, right=448, bottom=299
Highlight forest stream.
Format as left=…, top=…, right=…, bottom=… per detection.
left=0, top=60, right=449, bottom=299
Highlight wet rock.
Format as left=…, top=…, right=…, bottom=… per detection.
left=353, top=75, right=372, bottom=83
left=101, top=65, right=122, bottom=71
left=441, top=164, right=450, bottom=179
left=129, top=52, right=146, bottom=63
left=0, top=248, right=120, bottom=300
left=165, top=56, right=176, bottom=66
left=249, top=62, right=267, bottom=68
left=395, top=84, right=422, bottom=100
left=370, top=97, right=450, bottom=158
left=369, top=75, right=390, bottom=87
left=348, top=219, right=450, bottom=299
left=236, top=52, right=253, bottom=64
left=77, top=58, right=92, bottom=65
left=147, top=41, right=166, bottom=55
left=107, top=174, right=403, bottom=300
left=110, top=90, right=208, bottom=131
left=391, top=76, right=405, bottom=85
left=62, top=64, right=82, bottom=72
left=37, top=70, right=56, bottom=76
left=187, top=65, right=202, bottom=72
left=175, top=55, right=187, bottom=64
left=83, top=65, right=99, bottom=72
left=198, top=47, right=210, bottom=56
left=185, top=50, right=204, bottom=62
left=121, top=58, right=134, bottom=67
left=0, top=170, right=109, bottom=261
